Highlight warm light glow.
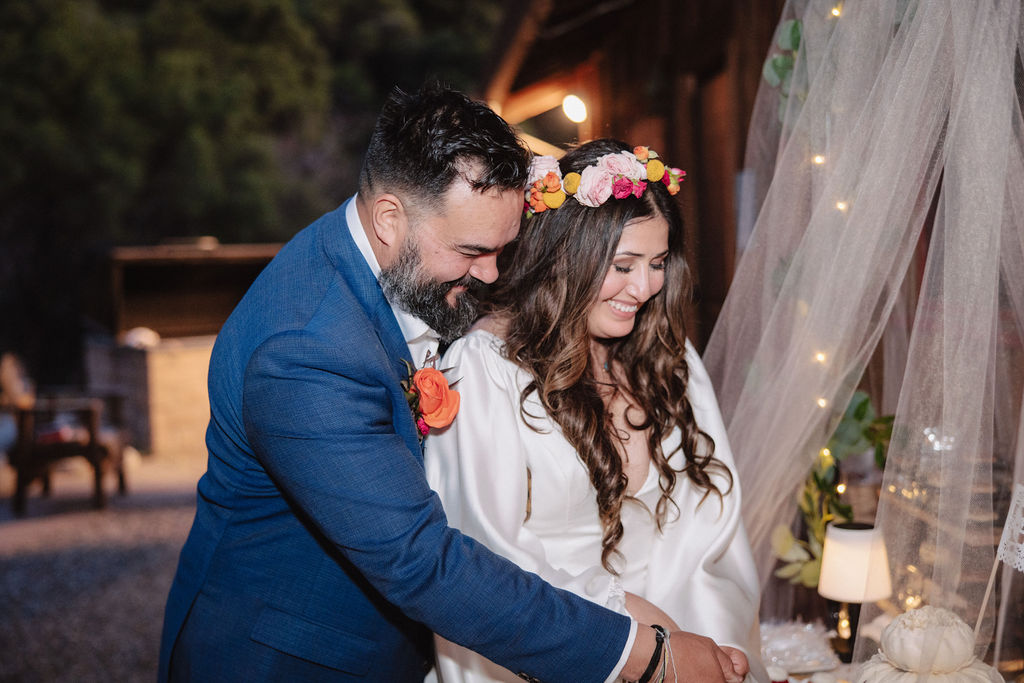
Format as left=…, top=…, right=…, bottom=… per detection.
left=813, top=154, right=826, bottom=165
left=831, top=5, right=842, bottom=17
left=814, top=351, right=828, bottom=363
left=836, top=483, right=847, bottom=494
left=836, top=201, right=849, bottom=212
left=837, top=611, right=852, bottom=639
left=562, top=94, right=588, bottom=123
left=821, top=447, right=832, bottom=457
left=817, top=398, right=829, bottom=408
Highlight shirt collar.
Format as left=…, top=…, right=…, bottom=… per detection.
left=346, top=196, right=439, bottom=351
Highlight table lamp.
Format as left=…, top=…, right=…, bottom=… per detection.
left=817, top=522, right=892, bottom=662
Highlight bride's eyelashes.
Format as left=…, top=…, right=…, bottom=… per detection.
left=612, top=261, right=667, bottom=274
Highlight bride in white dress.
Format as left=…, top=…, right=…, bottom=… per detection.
left=424, top=139, right=764, bottom=683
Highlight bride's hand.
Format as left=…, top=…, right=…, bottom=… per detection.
left=721, top=646, right=749, bottom=679
left=624, top=591, right=680, bottom=630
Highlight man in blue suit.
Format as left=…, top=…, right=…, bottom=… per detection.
left=160, top=83, right=745, bottom=682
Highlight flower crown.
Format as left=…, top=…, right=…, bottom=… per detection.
left=524, top=146, right=686, bottom=217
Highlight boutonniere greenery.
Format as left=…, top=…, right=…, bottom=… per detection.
left=400, top=359, right=460, bottom=440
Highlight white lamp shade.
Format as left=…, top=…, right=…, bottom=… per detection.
left=818, top=523, right=893, bottom=603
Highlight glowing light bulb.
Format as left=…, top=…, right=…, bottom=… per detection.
left=562, top=94, right=588, bottom=123
left=821, top=447, right=832, bottom=457
left=816, top=397, right=829, bottom=408
left=836, top=201, right=849, bottom=212
left=837, top=614, right=851, bottom=639
left=813, top=154, right=826, bottom=165
left=814, top=351, right=827, bottom=363
left=836, top=483, right=847, bottom=494
left=831, top=6, right=842, bottom=17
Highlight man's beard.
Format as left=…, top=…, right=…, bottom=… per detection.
left=379, top=236, right=481, bottom=343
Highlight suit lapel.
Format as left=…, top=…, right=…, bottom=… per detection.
left=320, top=199, right=423, bottom=456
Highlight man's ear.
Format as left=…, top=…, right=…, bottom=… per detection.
left=370, top=193, right=408, bottom=250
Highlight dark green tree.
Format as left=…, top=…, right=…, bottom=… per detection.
left=0, top=0, right=503, bottom=383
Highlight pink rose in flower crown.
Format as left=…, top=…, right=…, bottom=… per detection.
left=597, top=151, right=646, bottom=181
left=527, top=155, right=562, bottom=186
left=612, top=176, right=637, bottom=200
left=575, top=165, right=615, bottom=207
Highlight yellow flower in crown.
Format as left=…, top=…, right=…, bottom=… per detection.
left=645, top=159, right=665, bottom=182
left=543, top=189, right=566, bottom=209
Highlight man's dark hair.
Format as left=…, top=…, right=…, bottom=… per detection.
left=359, top=82, right=530, bottom=206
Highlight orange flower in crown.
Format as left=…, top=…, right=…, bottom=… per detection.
left=524, top=156, right=567, bottom=216
left=633, top=145, right=652, bottom=162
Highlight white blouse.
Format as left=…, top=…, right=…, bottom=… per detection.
left=424, top=329, right=763, bottom=683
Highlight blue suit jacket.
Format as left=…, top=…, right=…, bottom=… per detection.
left=159, top=200, right=630, bottom=682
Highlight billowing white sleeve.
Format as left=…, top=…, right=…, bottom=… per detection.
left=644, top=341, right=765, bottom=681
left=424, top=331, right=626, bottom=613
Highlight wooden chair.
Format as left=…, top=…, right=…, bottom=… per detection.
left=9, top=393, right=128, bottom=515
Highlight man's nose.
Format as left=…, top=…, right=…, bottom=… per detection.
left=469, top=254, right=500, bottom=283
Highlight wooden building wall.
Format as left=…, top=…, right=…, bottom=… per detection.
left=486, top=0, right=787, bottom=347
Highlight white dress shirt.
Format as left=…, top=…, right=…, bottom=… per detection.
left=345, top=197, right=440, bottom=367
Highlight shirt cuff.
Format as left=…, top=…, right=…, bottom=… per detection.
left=604, top=617, right=638, bottom=683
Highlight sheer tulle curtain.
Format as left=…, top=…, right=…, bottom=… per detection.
left=703, top=0, right=1023, bottom=665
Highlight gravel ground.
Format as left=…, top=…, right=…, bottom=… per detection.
left=0, top=451, right=205, bottom=683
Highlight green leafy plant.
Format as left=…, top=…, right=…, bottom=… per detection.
left=828, top=390, right=894, bottom=470
left=761, top=19, right=802, bottom=122
left=771, top=390, right=893, bottom=587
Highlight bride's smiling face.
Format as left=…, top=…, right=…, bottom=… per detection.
left=587, top=214, right=669, bottom=341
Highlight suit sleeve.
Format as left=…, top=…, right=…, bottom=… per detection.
left=241, top=323, right=631, bottom=683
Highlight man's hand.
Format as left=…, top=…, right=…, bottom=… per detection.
left=621, top=626, right=745, bottom=683
left=663, top=631, right=745, bottom=683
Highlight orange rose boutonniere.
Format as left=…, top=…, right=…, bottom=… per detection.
left=401, top=360, right=460, bottom=439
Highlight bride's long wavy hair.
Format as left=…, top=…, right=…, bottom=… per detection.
left=487, top=139, right=731, bottom=573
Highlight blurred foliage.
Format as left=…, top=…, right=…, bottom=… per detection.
left=0, top=0, right=503, bottom=383
left=771, top=390, right=893, bottom=588
left=827, top=387, right=894, bottom=470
